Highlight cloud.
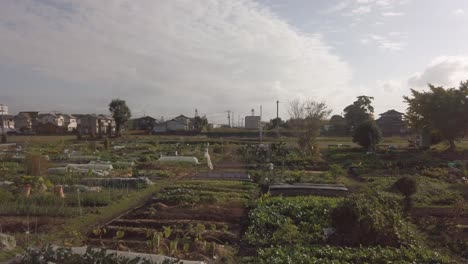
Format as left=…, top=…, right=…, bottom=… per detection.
left=351, top=5, right=372, bottom=15
left=360, top=34, right=405, bottom=51
left=376, top=79, right=402, bottom=92
left=382, top=12, right=404, bottom=17
left=0, top=0, right=352, bottom=120
left=322, top=1, right=350, bottom=14
left=408, top=56, right=468, bottom=89
left=452, top=9, right=465, bottom=16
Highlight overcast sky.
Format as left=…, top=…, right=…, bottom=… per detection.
left=1, top=0, right=468, bottom=124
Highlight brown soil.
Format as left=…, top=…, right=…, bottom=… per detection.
left=129, top=203, right=246, bottom=223
left=0, top=216, right=65, bottom=233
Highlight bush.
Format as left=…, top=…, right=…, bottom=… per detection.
left=352, top=120, right=382, bottom=151
left=394, top=176, right=417, bottom=197
left=327, top=164, right=345, bottom=179
left=331, top=191, right=404, bottom=247
left=257, top=245, right=451, bottom=264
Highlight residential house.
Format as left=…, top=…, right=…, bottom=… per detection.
left=129, top=116, right=157, bottom=130
left=37, top=113, right=65, bottom=127
left=78, top=114, right=115, bottom=136
left=376, top=109, right=408, bottom=137
left=14, top=112, right=39, bottom=131
left=152, top=115, right=191, bottom=133
left=0, top=115, right=15, bottom=131
left=61, top=114, right=77, bottom=132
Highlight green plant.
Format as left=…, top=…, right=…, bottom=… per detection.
left=327, top=164, right=345, bottom=179
left=393, top=176, right=417, bottom=213
left=352, top=120, right=382, bottom=151
left=257, top=245, right=452, bottom=264
left=331, top=191, right=404, bottom=247
left=245, top=196, right=340, bottom=246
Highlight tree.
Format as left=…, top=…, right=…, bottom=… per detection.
left=326, top=115, right=347, bottom=136
left=109, top=99, right=131, bottom=137
left=404, top=82, right=468, bottom=151
left=191, top=116, right=208, bottom=132
left=352, top=120, right=382, bottom=151
left=343, top=96, right=374, bottom=133
left=267, top=117, right=285, bottom=130
left=288, top=99, right=331, bottom=153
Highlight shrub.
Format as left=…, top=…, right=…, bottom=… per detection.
left=327, top=164, right=345, bottom=179
left=352, top=120, right=382, bottom=151
left=393, top=176, right=417, bottom=213
left=394, top=176, right=417, bottom=197
left=331, top=191, right=404, bottom=247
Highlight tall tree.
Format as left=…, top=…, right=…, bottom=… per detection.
left=288, top=99, right=331, bottom=153
left=404, top=82, right=468, bottom=150
left=191, top=116, right=208, bottom=132
left=343, top=96, right=374, bottom=133
left=109, top=99, right=131, bottom=137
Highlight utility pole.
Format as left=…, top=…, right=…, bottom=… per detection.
left=0, top=104, right=4, bottom=137
left=227, top=110, right=231, bottom=128
left=276, top=100, right=280, bottom=138
left=260, top=105, right=262, bottom=121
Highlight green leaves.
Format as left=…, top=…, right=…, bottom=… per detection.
left=245, top=196, right=340, bottom=246
left=404, top=81, right=468, bottom=150
left=257, top=245, right=452, bottom=264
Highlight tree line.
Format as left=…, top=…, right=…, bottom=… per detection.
left=268, top=81, right=468, bottom=151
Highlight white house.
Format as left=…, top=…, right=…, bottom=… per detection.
left=62, top=114, right=77, bottom=132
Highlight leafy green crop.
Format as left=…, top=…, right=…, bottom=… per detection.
left=244, top=196, right=341, bottom=246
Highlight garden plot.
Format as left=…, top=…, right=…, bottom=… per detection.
left=87, top=180, right=258, bottom=263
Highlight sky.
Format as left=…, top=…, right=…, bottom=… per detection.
left=1, top=0, right=468, bottom=124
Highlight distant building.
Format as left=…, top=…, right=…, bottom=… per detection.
left=78, top=114, right=115, bottom=136
left=37, top=113, right=65, bottom=127
left=129, top=116, right=157, bottom=130
left=0, top=105, right=8, bottom=115
left=61, top=114, right=77, bottom=132
left=376, top=109, right=408, bottom=137
left=0, top=115, right=15, bottom=131
left=152, top=115, right=194, bottom=133
left=14, top=111, right=39, bottom=131
left=245, top=116, right=261, bottom=129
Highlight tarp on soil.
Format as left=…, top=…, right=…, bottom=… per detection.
left=58, top=246, right=205, bottom=264
left=68, top=155, right=99, bottom=162
left=158, top=156, right=200, bottom=164
left=67, top=163, right=113, bottom=171
left=192, top=172, right=252, bottom=181
left=80, top=177, right=152, bottom=189
left=269, top=183, right=349, bottom=197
